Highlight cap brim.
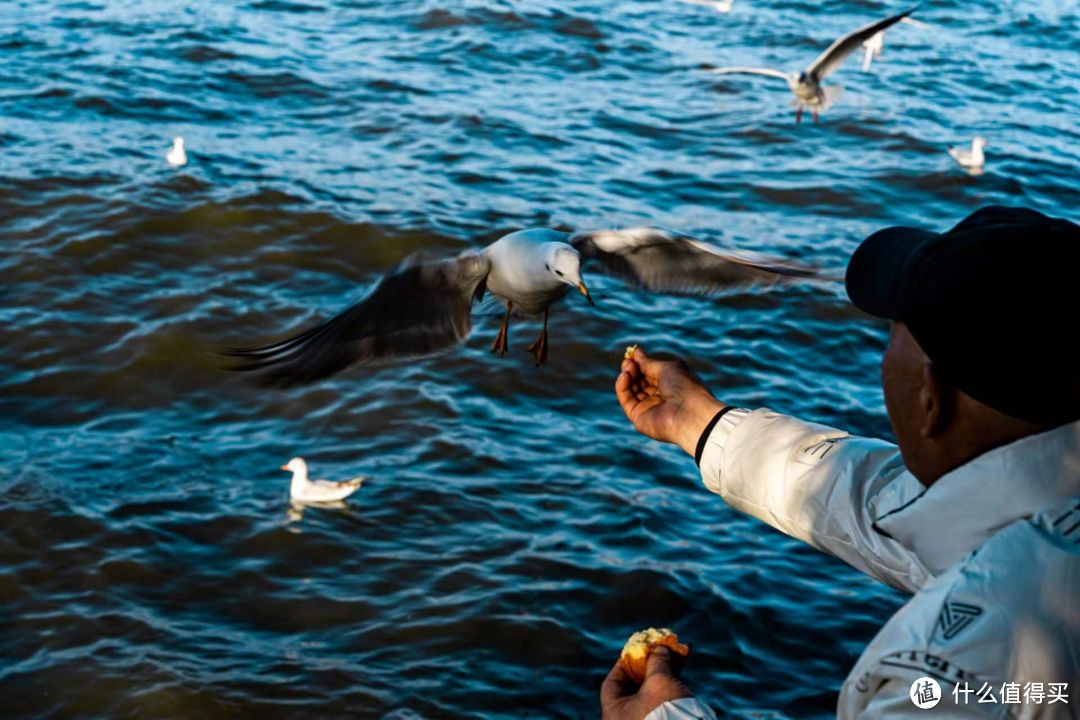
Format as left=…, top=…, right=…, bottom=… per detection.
left=846, top=226, right=938, bottom=320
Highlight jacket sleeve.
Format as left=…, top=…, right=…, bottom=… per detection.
left=698, top=408, right=928, bottom=593
left=643, top=698, right=718, bottom=720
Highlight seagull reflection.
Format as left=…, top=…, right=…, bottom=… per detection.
left=284, top=499, right=352, bottom=531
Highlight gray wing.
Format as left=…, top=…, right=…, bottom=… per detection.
left=806, top=8, right=914, bottom=81
left=223, top=252, right=490, bottom=386
left=708, top=67, right=790, bottom=81
left=571, top=228, right=834, bottom=296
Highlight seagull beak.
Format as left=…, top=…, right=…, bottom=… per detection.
left=578, top=282, right=594, bottom=306
left=280, top=465, right=289, bottom=471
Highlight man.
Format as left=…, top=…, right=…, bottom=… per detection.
left=601, top=206, right=1080, bottom=719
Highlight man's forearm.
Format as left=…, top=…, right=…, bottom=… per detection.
left=696, top=408, right=926, bottom=592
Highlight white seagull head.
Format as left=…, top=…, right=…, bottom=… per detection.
left=281, top=457, right=307, bottom=474
left=546, top=244, right=592, bottom=305
left=172, top=136, right=184, bottom=150
left=973, top=137, right=988, bottom=150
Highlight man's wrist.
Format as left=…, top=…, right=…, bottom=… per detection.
left=677, top=397, right=727, bottom=457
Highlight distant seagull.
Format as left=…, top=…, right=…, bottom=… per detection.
left=283, top=457, right=367, bottom=503
left=862, top=17, right=930, bottom=72
left=166, top=137, right=187, bottom=167
left=948, top=137, right=987, bottom=170
left=708, top=8, right=915, bottom=123
left=677, top=0, right=733, bottom=13
left=862, top=32, right=885, bottom=72
left=222, top=228, right=830, bottom=384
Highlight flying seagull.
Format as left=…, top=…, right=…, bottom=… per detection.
left=862, top=17, right=929, bottom=72
left=223, top=227, right=830, bottom=385
left=708, top=8, right=915, bottom=123
left=283, top=457, right=367, bottom=503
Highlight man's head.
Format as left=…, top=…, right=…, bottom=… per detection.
left=848, top=206, right=1080, bottom=485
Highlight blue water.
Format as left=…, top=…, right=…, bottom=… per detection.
left=2, top=0, right=1078, bottom=717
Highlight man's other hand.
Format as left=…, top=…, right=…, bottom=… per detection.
left=615, top=348, right=726, bottom=457
left=601, top=647, right=696, bottom=720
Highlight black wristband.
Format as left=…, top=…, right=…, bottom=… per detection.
left=695, top=406, right=737, bottom=467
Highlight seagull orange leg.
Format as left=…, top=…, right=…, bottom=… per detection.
left=491, top=301, right=512, bottom=357
left=813, top=108, right=818, bottom=124
left=796, top=107, right=803, bottom=125
left=526, top=308, right=549, bottom=367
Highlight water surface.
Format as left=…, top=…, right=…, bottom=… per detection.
left=3, top=0, right=1079, bottom=717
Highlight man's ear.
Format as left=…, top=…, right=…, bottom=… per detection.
left=919, top=363, right=953, bottom=439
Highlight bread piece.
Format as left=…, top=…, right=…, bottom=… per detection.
left=619, top=628, right=690, bottom=684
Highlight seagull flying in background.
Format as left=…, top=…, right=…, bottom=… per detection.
left=222, top=228, right=831, bottom=384
left=708, top=8, right=915, bottom=123
left=862, top=17, right=930, bottom=72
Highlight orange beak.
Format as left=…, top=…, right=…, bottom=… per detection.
left=280, top=465, right=289, bottom=471
left=578, top=282, right=594, bottom=306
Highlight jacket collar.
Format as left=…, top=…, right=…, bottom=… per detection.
left=871, top=420, right=1080, bottom=576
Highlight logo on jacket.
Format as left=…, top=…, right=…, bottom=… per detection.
left=910, top=677, right=941, bottom=709
left=938, top=601, right=983, bottom=641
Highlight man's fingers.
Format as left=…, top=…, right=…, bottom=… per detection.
left=601, top=658, right=633, bottom=705
left=629, top=395, right=663, bottom=428
left=632, top=348, right=670, bottom=385
left=616, top=372, right=641, bottom=422
left=644, top=646, right=675, bottom=679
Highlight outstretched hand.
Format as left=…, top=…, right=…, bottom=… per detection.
left=615, top=348, right=726, bottom=458
left=601, top=647, right=696, bottom=720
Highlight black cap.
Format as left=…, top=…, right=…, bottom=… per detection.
left=846, top=206, right=1080, bottom=425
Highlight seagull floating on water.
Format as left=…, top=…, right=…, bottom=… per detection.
left=283, top=457, right=367, bottom=503
left=862, top=17, right=929, bottom=72
left=948, top=137, right=987, bottom=170
left=223, top=227, right=832, bottom=383
left=708, top=8, right=914, bottom=123
left=676, top=0, right=733, bottom=13
left=166, top=137, right=187, bottom=167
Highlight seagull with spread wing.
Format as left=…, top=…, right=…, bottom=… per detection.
left=223, top=228, right=831, bottom=385
left=708, top=8, right=915, bottom=123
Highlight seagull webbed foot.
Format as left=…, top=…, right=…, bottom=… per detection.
left=491, top=301, right=512, bottom=357
left=526, top=329, right=547, bottom=367
left=526, top=308, right=549, bottom=367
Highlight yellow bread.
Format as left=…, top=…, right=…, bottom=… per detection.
left=619, top=628, right=690, bottom=685
left=624, top=344, right=639, bottom=360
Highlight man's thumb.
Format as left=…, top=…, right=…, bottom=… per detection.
left=644, top=646, right=675, bottom=679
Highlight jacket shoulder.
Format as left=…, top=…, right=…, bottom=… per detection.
left=841, top=498, right=1080, bottom=715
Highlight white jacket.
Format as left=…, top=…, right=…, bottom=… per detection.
left=646, top=409, right=1080, bottom=720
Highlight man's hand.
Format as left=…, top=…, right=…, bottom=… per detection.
left=601, top=647, right=696, bottom=720
left=615, top=348, right=726, bottom=457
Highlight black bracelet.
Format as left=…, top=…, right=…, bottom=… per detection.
left=695, top=406, right=738, bottom=467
